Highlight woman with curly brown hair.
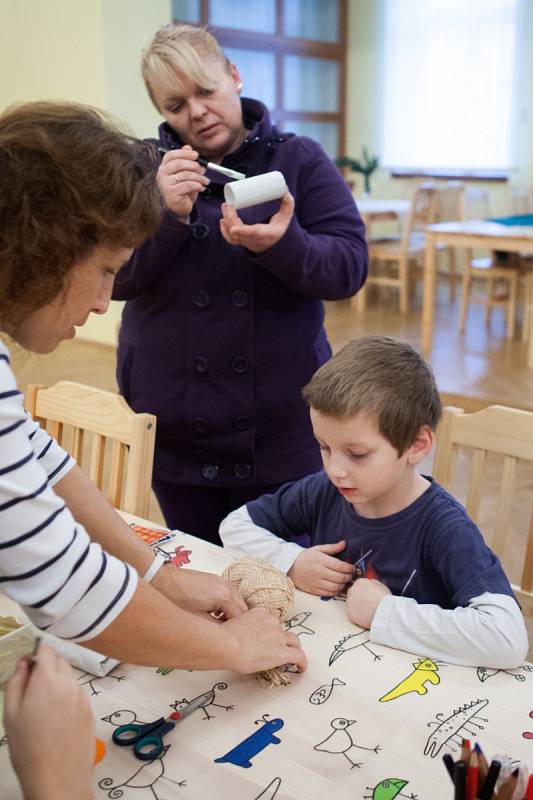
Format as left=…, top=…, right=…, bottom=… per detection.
left=0, top=102, right=306, bottom=667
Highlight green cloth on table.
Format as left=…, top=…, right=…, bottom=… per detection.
left=488, top=214, right=533, bottom=226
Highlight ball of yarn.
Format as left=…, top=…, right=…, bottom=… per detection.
left=222, top=557, right=294, bottom=620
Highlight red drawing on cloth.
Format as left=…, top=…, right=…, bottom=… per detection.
left=365, top=562, right=379, bottom=580
left=171, top=545, right=192, bottom=567
left=523, top=709, right=533, bottom=740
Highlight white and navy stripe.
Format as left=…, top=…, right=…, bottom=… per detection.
left=0, top=340, right=137, bottom=641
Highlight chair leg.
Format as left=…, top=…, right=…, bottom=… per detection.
left=355, top=284, right=367, bottom=312
left=398, top=256, right=408, bottom=314
left=522, top=273, right=532, bottom=342
left=506, top=273, right=518, bottom=339
left=448, top=248, right=456, bottom=302
left=485, top=276, right=493, bottom=325
left=459, top=268, right=471, bottom=332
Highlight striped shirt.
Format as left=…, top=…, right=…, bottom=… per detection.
left=0, top=340, right=137, bottom=641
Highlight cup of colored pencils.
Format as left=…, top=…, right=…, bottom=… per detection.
left=442, top=738, right=533, bottom=799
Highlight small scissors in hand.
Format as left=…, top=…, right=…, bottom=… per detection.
left=112, top=712, right=180, bottom=761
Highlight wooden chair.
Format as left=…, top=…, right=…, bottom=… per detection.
left=432, top=404, right=533, bottom=620
left=459, top=188, right=526, bottom=339
left=510, top=185, right=533, bottom=215
left=356, top=182, right=439, bottom=313
left=25, top=382, right=156, bottom=518
left=433, top=181, right=465, bottom=300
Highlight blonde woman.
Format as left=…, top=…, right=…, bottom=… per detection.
left=113, top=24, right=368, bottom=545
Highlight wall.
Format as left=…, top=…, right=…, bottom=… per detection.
left=0, top=0, right=171, bottom=346
left=346, top=0, right=533, bottom=213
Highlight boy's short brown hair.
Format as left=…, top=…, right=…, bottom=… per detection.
left=0, top=101, right=163, bottom=328
left=302, top=336, right=442, bottom=454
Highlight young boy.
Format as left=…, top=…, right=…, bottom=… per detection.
left=220, top=336, right=528, bottom=668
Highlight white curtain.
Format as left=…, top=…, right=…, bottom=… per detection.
left=380, top=0, right=519, bottom=171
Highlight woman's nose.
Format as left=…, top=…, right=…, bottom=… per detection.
left=92, top=287, right=112, bottom=315
left=188, top=98, right=208, bottom=119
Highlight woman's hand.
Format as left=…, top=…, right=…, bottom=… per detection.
left=157, top=145, right=209, bottom=218
left=288, top=541, right=354, bottom=596
left=153, top=566, right=248, bottom=621
left=219, top=192, right=295, bottom=253
left=4, top=645, right=95, bottom=800
left=223, top=607, right=307, bottom=674
left=346, top=578, right=391, bottom=629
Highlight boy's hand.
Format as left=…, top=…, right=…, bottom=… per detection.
left=288, top=541, right=354, bottom=595
left=346, top=578, right=391, bottom=628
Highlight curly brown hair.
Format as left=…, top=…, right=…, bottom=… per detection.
left=0, top=101, right=163, bottom=327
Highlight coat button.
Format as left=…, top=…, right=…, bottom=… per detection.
left=231, top=356, right=249, bottom=374
left=193, top=417, right=209, bottom=434
left=230, top=290, right=249, bottom=308
left=233, top=414, right=251, bottom=431
left=192, top=223, right=210, bottom=240
left=192, top=290, right=210, bottom=308
left=201, top=187, right=212, bottom=200
left=234, top=463, right=251, bottom=480
left=201, top=463, right=219, bottom=480
left=193, top=356, right=209, bottom=374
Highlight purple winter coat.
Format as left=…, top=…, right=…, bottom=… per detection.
left=113, top=99, right=368, bottom=488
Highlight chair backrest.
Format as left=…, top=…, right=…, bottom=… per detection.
left=463, top=186, right=491, bottom=220
left=432, top=405, right=533, bottom=619
left=510, top=185, right=533, bottom=215
left=401, top=182, right=439, bottom=245
left=25, top=382, right=156, bottom=518
left=433, top=181, right=465, bottom=223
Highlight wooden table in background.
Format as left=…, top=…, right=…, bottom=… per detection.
left=423, top=220, right=533, bottom=364
left=356, top=197, right=411, bottom=228
left=1, top=515, right=532, bottom=799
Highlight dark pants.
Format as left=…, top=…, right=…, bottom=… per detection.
left=152, top=479, right=288, bottom=546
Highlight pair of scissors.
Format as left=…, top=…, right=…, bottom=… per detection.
left=112, top=713, right=179, bottom=760
left=112, top=693, right=208, bottom=760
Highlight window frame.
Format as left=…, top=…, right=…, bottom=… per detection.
left=172, top=0, right=348, bottom=157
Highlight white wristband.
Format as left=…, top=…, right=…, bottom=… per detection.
left=142, top=553, right=168, bottom=583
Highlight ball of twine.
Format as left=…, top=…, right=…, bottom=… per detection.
left=222, top=557, right=295, bottom=688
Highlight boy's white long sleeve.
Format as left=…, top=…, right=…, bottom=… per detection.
left=220, top=505, right=304, bottom=573
left=370, top=592, right=529, bottom=669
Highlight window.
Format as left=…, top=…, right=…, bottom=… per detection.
left=380, top=0, right=519, bottom=177
left=171, top=0, right=347, bottom=159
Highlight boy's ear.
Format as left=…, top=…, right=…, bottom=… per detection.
left=406, top=425, right=434, bottom=464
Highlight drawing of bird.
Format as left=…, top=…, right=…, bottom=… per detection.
left=101, top=709, right=145, bottom=728
left=98, top=745, right=187, bottom=797
left=170, top=681, right=233, bottom=720
left=283, top=611, right=315, bottom=636
left=314, top=718, right=381, bottom=769
left=329, top=630, right=383, bottom=664
left=364, top=778, right=417, bottom=800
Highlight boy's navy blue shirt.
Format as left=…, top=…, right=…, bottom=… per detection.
left=246, top=472, right=515, bottom=609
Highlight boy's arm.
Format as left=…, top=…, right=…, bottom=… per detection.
left=368, top=591, right=528, bottom=669
left=220, top=504, right=304, bottom=572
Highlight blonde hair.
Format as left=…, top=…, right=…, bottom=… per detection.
left=141, top=24, right=231, bottom=109
left=302, top=336, right=442, bottom=455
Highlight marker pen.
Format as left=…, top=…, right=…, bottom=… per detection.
left=157, top=146, right=245, bottom=180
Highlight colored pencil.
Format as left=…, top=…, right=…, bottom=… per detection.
left=460, top=738, right=472, bottom=764
left=474, top=741, right=489, bottom=786
left=494, top=767, right=519, bottom=800
left=524, top=773, right=533, bottom=800
left=454, top=759, right=468, bottom=800
left=479, top=759, right=502, bottom=800
left=442, top=752, right=455, bottom=783
left=465, top=751, right=479, bottom=800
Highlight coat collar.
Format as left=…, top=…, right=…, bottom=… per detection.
left=157, top=98, right=291, bottom=162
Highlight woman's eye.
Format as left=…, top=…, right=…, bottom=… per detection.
left=197, top=88, right=213, bottom=97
